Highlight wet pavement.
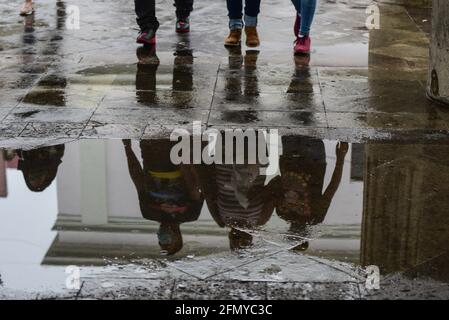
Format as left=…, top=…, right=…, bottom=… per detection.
left=0, top=0, right=443, bottom=149
left=1, top=0, right=449, bottom=301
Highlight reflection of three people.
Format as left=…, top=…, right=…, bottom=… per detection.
left=3, top=136, right=347, bottom=256
left=123, top=136, right=348, bottom=255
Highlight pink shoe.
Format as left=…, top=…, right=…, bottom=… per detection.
left=294, top=14, right=301, bottom=37
left=294, top=35, right=311, bottom=55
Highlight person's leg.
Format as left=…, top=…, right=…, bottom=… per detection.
left=291, top=0, right=301, bottom=37
left=225, top=0, right=243, bottom=46
left=135, top=0, right=159, bottom=44
left=243, top=0, right=261, bottom=47
left=174, top=0, right=194, bottom=19
left=243, top=0, right=260, bottom=27
left=227, top=0, right=244, bottom=30
left=299, top=0, right=316, bottom=36
left=135, top=0, right=159, bottom=32
left=20, top=0, right=34, bottom=16
left=293, top=0, right=316, bottom=54
left=291, top=0, right=301, bottom=13
left=174, top=0, right=194, bottom=33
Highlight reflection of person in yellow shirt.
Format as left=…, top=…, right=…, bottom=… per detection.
left=123, top=140, right=203, bottom=256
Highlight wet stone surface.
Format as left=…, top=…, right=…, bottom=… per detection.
left=0, top=0, right=448, bottom=301
left=0, top=0, right=441, bottom=149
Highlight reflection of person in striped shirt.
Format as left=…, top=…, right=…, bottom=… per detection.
left=197, top=162, right=277, bottom=251
left=123, top=139, right=203, bottom=256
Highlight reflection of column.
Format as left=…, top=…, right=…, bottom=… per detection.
left=428, top=0, right=449, bottom=104
left=80, top=140, right=108, bottom=225
left=56, top=140, right=108, bottom=225
left=361, top=144, right=449, bottom=281
left=0, top=153, right=7, bottom=197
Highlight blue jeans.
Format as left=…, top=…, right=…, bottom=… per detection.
left=227, top=0, right=261, bottom=30
left=291, top=0, right=317, bottom=36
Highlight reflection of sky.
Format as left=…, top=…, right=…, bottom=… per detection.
left=324, top=141, right=363, bottom=225
left=0, top=170, right=66, bottom=292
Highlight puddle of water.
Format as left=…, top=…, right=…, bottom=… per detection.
left=0, top=136, right=448, bottom=294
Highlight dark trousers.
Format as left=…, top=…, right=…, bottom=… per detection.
left=135, top=0, right=194, bottom=32
left=226, top=0, right=261, bottom=19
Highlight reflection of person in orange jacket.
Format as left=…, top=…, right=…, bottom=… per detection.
left=4, top=145, right=65, bottom=192
left=196, top=162, right=277, bottom=251
left=123, top=139, right=203, bottom=256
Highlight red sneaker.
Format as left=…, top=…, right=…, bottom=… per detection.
left=176, top=18, right=190, bottom=33
left=136, top=30, right=156, bottom=45
left=294, top=14, right=301, bottom=37
left=294, top=35, right=311, bottom=55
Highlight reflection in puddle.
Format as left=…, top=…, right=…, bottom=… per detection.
left=1, top=136, right=449, bottom=293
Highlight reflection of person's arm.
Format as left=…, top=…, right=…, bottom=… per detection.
left=123, top=140, right=144, bottom=194
left=194, top=165, right=225, bottom=227
left=319, top=142, right=348, bottom=223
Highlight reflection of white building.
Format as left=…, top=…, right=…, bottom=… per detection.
left=42, top=140, right=363, bottom=265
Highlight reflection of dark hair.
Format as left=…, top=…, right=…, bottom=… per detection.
left=229, top=228, right=253, bottom=251
left=18, top=145, right=65, bottom=192
left=158, top=222, right=183, bottom=256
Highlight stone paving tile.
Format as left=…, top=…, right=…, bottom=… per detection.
left=20, top=122, right=84, bottom=138
left=326, top=112, right=448, bottom=131
left=0, top=73, right=41, bottom=91
left=0, top=91, right=35, bottom=110
left=172, top=280, right=267, bottom=300
left=4, top=106, right=94, bottom=123
left=0, top=122, right=27, bottom=138
left=142, top=123, right=207, bottom=139
left=267, top=282, right=361, bottom=300
left=168, top=246, right=284, bottom=280
left=91, top=108, right=208, bottom=126
left=81, top=122, right=146, bottom=139
left=18, top=89, right=102, bottom=109
left=215, top=74, right=321, bottom=95
left=0, top=107, right=14, bottom=121
left=211, top=92, right=325, bottom=113
left=71, top=63, right=218, bottom=93
left=209, top=251, right=361, bottom=283
left=208, top=110, right=328, bottom=128
left=0, top=137, right=76, bottom=150
left=99, top=89, right=213, bottom=110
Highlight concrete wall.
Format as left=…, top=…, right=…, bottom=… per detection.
left=427, top=0, right=449, bottom=105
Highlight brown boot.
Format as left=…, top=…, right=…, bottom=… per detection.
left=245, top=26, right=260, bottom=47
left=224, top=29, right=242, bottom=47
